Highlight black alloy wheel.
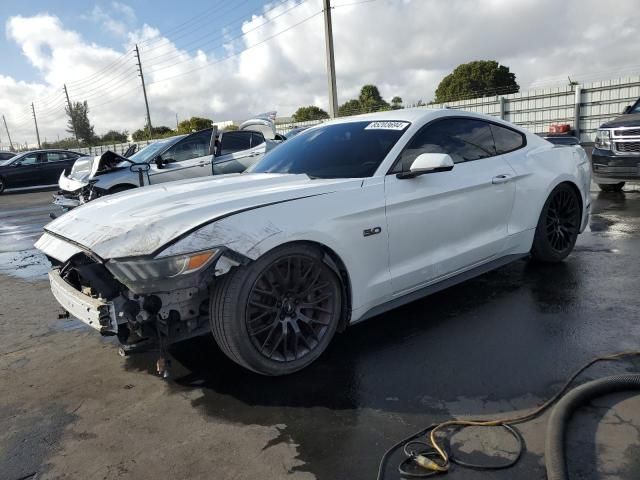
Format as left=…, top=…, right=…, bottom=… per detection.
left=246, top=254, right=337, bottom=362
left=209, top=243, right=342, bottom=375
left=545, top=188, right=580, bottom=253
left=531, top=183, right=581, bottom=263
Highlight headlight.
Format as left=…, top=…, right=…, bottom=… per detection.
left=106, top=249, right=219, bottom=283
left=595, top=129, right=611, bottom=150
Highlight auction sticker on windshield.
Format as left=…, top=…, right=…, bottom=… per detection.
left=364, top=121, right=410, bottom=130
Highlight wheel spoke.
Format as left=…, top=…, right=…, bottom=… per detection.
left=250, top=320, right=278, bottom=336
left=246, top=253, right=337, bottom=363
left=299, top=312, right=330, bottom=326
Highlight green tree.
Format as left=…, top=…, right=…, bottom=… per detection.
left=65, top=100, right=97, bottom=145
left=132, top=126, right=174, bottom=141
left=337, top=85, right=395, bottom=117
left=292, top=106, right=329, bottom=122
left=176, top=116, right=213, bottom=134
left=101, top=130, right=128, bottom=143
left=434, top=60, right=519, bottom=103
left=391, top=96, right=403, bottom=110
left=358, top=84, right=390, bottom=113
left=42, top=137, right=78, bottom=149
left=338, top=99, right=362, bottom=117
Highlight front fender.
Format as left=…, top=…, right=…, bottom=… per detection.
left=201, top=183, right=392, bottom=317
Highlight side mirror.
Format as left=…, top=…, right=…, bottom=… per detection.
left=623, top=105, right=632, bottom=114
left=397, top=153, right=454, bottom=179
left=154, top=157, right=164, bottom=169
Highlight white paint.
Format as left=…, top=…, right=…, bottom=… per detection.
left=37, top=108, right=591, bottom=324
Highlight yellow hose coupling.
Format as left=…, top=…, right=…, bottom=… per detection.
left=414, top=454, right=448, bottom=472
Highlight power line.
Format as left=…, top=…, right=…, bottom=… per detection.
left=66, top=50, right=135, bottom=88
left=70, top=68, right=139, bottom=99
left=143, top=0, right=307, bottom=72
left=147, top=9, right=324, bottom=87
left=136, top=0, right=240, bottom=48
left=141, top=0, right=254, bottom=54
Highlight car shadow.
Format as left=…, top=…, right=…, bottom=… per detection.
left=120, top=257, right=600, bottom=479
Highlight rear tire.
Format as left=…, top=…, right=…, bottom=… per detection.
left=0, top=176, right=5, bottom=194
left=531, top=184, right=581, bottom=263
left=598, top=182, right=625, bottom=192
left=209, top=244, right=342, bottom=375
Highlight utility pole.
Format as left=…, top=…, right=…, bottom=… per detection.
left=135, top=44, right=152, bottom=139
left=63, top=84, right=79, bottom=144
left=31, top=102, right=41, bottom=149
left=2, top=115, right=13, bottom=151
left=176, top=113, right=179, bottom=130
left=323, top=0, right=338, bottom=118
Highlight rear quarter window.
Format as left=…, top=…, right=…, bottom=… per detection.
left=490, top=124, right=526, bottom=154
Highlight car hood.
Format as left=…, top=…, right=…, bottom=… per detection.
left=66, top=152, right=130, bottom=185
left=600, top=113, right=640, bottom=129
left=42, top=173, right=357, bottom=259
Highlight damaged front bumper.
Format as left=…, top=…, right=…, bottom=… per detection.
left=49, top=269, right=121, bottom=334
left=54, top=172, right=99, bottom=209
left=53, top=193, right=82, bottom=209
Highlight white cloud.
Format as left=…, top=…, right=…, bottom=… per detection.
left=85, top=1, right=137, bottom=37
left=2, top=0, right=640, bottom=148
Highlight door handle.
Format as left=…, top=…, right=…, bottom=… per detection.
left=492, top=174, right=512, bottom=184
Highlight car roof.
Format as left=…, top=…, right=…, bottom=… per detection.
left=316, top=107, right=531, bottom=135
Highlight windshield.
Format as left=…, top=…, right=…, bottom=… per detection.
left=128, top=137, right=182, bottom=163
left=631, top=100, right=640, bottom=114
left=252, top=121, right=409, bottom=178
left=1, top=152, right=25, bottom=166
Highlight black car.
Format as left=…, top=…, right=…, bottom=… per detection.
left=592, top=97, right=640, bottom=191
left=0, top=151, right=15, bottom=162
left=0, top=150, right=86, bottom=194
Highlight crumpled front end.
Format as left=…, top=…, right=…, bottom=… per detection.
left=54, top=171, right=95, bottom=208
left=35, top=231, right=244, bottom=362
left=54, top=151, right=133, bottom=209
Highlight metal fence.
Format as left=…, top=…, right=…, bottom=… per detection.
left=68, top=75, right=640, bottom=156
left=418, top=75, right=640, bottom=143
left=277, top=76, right=640, bottom=143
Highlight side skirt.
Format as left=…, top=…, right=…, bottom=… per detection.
left=354, top=253, right=528, bottom=324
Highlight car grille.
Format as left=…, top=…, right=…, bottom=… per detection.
left=615, top=142, right=640, bottom=154
left=614, top=128, right=640, bottom=137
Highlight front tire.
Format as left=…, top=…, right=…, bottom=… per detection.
left=531, top=184, right=581, bottom=263
left=598, top=182, right=625, bottom=192
left=209, top=244, right=342, bottom=375
left=0, top=176, right=5, bottom=194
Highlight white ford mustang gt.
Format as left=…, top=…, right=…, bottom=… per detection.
left=36, top=109, right=591, bottom=375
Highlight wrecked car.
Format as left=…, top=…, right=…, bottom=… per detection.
left=36, top=109, right=591, bottom=376
left=54, top=117, right=279, bottom=208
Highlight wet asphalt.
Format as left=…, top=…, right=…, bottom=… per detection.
left=1, top=185, right=640, bottom=480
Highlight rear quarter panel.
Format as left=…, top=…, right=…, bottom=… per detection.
left=505, top=141, right=590, bottom=234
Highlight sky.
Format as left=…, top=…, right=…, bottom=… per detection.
left=1, top=0, right=639, bottom=148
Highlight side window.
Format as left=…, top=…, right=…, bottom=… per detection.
left=19, top=153, right=41, bottom=165
left=163, top=131, right=210, bottom=163
left=396, top=118, right=496, bottom=170
left=251, top=132, right=265, bottom=148
left=46, top=152, right=66, bottom=162
left=220, top=131, right=252, bottom=155
left=490, top=124, right=525, bottom=154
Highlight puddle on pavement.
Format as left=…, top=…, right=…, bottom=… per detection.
left=0, top=249, right=50, bottom=280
